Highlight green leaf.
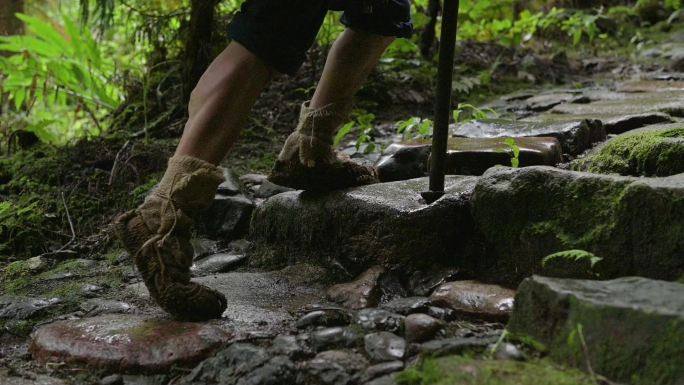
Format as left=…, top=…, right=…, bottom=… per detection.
left=542, top=250, right=603, bottom=269
left=334, top=122, right=354, bottom=147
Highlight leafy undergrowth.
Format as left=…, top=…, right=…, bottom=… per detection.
left=0, top=137, right=174, bottom=262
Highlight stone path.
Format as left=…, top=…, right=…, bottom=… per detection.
left=11, top=36, right=684, bottom=385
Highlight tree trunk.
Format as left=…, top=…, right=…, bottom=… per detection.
left=0, top=0, right=24, bottom=36
left=182, top=0, right=218, bottom=105
left=420, top=0, right=440, bottom=59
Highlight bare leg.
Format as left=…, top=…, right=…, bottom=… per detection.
left=311, top=29, right=395, bottom=109
left=175, top=42, right=275, bottom=165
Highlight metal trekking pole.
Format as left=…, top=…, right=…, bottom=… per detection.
left=421, top=0, right=460, bottom=204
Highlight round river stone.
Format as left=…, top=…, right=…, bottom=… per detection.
left=30, top=314, right=231, bottom=372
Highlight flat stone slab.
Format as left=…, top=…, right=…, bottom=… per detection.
left=429, top=281, right=515, bottom=321
left=451, top=119, right=605, bottom=155
left=30, top=314, right=231, bottom=373
left=129, top=267, right=324, bottom=335
left=249, top=177, right=478, bottom=277
left=469, top=166, right=684, bottom=285
left=550, top=90, right=684, bottom=118
left=508, top=276, right=684, bottom=385
left=375, top=137, right=562, bottom=181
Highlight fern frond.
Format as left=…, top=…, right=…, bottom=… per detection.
left=542, top=250, right=603, bottom=269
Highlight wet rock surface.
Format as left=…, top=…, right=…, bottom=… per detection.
left=509, top=276, right=684, bottom=385
left=429, top=281, right=515, bottom=321
left=0, top=296, right=61, bottom=321
left=30, top=314, right=231, bottom=372
left=451, top=119, right=605, bottom=156
left=326, top=266, right=385, bottom=310
left=376, top=136, right=562, bottom=181
left=403, top=314, right=443, bottom=343
left=250, top=176, right=478, bottom=276
left=364, top=332, right=406, bottom=362
left=196, top=194, right=254, bottom=239
left=129, top=267, right=325, bottom=335
left=79, top=299, right=135, bottom=316
left=191, top=252, right=247, bottom=276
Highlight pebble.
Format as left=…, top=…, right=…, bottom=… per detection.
left=191, top=253, right=247, bottom=276
left=362, top=361, right=404, bottom=382
left=364, top=332, right=407, bottom=362
left=296, top=309, right=352, bottom=329
left=217, top=167, right=242, bottom=196
left=315, top=350, right=369, bottom=373
left=79, top=299, right=135, bottom=316
left=255, top=180, right=295, bottom=199
left=296, top=358, right=352, bottom=385
left=310, top=327, right=362, bottom=352
left=271, top=334, right=312, bottom=360
left=425, top=306, right=455, bottom=321
left=354, top=308, right=404, bottom=333
left=380, top=297, right=430, bottom=315
left=81, top=284, right=104, bottom=297
left=429, top=281, right=515, bottom=321
left=0, top=296, right=61, bottom=320
left=365, top=375, right=398, bottom=385
left=326, top=266, right=385, bottom=310
left=99, top=374, right=123, bottom=385
left=404, top=314, right=443, bottom=343
left=418, top=336, right=498, bottom=357
left=493, top=342, right=525, bottom=361
left=239, top=173, right=268, bottom=187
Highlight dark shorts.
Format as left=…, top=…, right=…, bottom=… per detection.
left=227, top=0, right=413, bottom=75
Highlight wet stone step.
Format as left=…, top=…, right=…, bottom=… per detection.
left=451, top=119, right=605, bottom=156
left=508, top=276, right=684, bottom=385
left=30, top=314, right=231, bottom=373
left=129, top=266, right=324, bottom=336
left=249, top=176, right=478, bottom=278
left=550, top=90, right=684, bottom=118
left=375, top=136, right=563, bottom=182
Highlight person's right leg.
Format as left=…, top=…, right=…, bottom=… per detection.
left=176, top=42, right=274, bottom=164
left=115, top=0, right=331, bottom=322
left=115, top=43, right=274, bottom=321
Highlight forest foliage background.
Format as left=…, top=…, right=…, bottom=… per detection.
left=0, top=0, right=681, bottom=261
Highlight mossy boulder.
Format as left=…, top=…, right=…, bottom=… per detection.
left=396, top=356, right=595, bottom=385
left=508, top=276, right=684, bottom=385
left=469, top=166, right=684, bottom=285
left=249, top=176, right=478, bottom=277
left=571, top=124, right=684, bottom=177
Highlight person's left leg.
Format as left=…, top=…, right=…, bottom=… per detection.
left=269, top=0, right=413, bottom=190
left=268, top=29, right=394, bottom=190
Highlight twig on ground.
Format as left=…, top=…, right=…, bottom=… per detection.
left=109, top=140, right=131, bottom=186
left=39, top=192, right=77, bottom=258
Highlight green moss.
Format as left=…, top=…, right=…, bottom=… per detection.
left=3, top=260, right=36, bottom=293
left=3, top=320, right=36, bottom=336
left=572, top=127, right=684, bottom=177
left=396, top=357, right=595, bottom=385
